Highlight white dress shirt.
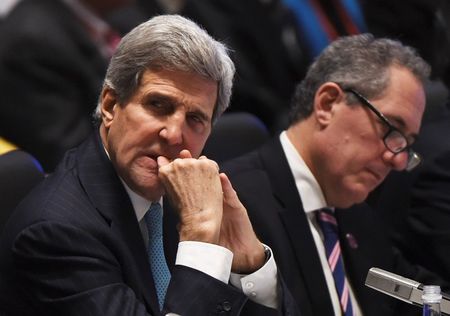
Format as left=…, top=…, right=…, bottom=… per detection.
left=280, top=131, right=363, bottom=316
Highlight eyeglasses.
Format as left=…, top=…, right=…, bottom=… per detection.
left=344, top=88, right=422, bottom=171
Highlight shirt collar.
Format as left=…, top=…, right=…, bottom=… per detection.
left=120, top=180, right=163, bottom=222
left=280, top=131, right=329, bottom=213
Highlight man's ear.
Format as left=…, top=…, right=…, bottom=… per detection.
left=100, top=87, right=118, bottom=128
left=313, top=82, right=345, bottom=126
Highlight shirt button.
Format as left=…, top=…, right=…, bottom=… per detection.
left=245, top=281, right=254, bottom=289
left=222, top=301, right=232, bottom=311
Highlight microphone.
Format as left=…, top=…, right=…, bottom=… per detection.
left=365, top=267, right=450, bottom=315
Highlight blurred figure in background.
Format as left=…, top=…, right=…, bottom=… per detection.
left=364, top=0, right=450, bottom=284
left=177, top=0, right=368, bottom=132
left=362, top=0, right=450, bottom=119
left=362, top=0, right=449, bottom=81
left=282, top=0, right=367, bottom=58
left=177, top=0, right=308, bottom=131
left=105, top=0, right=368, bottom=132
left=0, top=0, right=132, bottom=172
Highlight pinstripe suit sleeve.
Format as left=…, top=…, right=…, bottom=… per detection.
left=12, top=221, right=151, bottom=316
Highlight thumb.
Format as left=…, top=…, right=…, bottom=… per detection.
left=179, top=149, right=192, bottom=159
left=157, top=156, right=171, bottom=168
left=220, top=173, right=238, bottom=202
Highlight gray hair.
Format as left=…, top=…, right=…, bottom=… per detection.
left=93, top=14, right=235, bottom=123
left=289, top=33, right=431, bottom=124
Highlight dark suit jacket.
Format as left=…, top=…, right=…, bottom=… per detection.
left=0, top=0, right=107, bottom=171
left=222, top=136, right=443, bottom=316
left=0, top=132, right=299, bottom=316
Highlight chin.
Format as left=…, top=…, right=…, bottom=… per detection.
left=125, top=169, right=163, bottom=199
left=330, top=178, right=367, bottom=207
left=137, top=177, right=163, bottom=194
left=334, top=188, right=369, bottom=208
left=349, top=190, right=369, bottom=207
left=134, top=182, right=165, bottom=201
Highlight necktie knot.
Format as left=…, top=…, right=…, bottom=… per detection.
left=145, top=202, right=163, bottom=238
left=316, top=208, right=338, bottom=234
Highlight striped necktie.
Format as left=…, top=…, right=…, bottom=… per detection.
left=144, top=202, right=171, bottom=310
left=317, top=208, right=354, bottom=316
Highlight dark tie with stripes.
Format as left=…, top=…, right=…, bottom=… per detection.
left=144, top=202, right=171, bottom=310
left=317, top=208, right=354, bottom=316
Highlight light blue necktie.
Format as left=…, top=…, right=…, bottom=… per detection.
left=144, top=202, right=171, bottom=310
left=317, top=208, right=354, bottom=316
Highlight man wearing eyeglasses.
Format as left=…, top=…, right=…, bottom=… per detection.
left=221, top=34, right=446, bottom=316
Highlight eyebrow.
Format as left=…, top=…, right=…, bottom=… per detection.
left=385, top=115, right=418, bottom=144
left=144, top=91, right=212, bottom=122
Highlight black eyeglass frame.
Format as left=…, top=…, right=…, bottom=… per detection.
left=343, top=87, right=422, bottom=171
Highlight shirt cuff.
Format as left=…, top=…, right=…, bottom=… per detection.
left=229, top=245, right=279, bottom=309
left=175, top=241, right=233, bottom=284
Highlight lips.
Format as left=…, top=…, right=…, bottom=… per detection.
left=137, top=155, right=158, bottom=170
left=143, top=152, right=175, bottom=169
left=145, top=153, right=159, bottom=160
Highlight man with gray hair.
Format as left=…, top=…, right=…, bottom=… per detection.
left=0, top=15, right=299, bottom=316
left=222, top=34, right=446, bottom=315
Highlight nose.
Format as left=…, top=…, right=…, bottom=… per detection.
left=382, top=149, right=408, bottom=171
left=159, top=113, right=184, bottom=146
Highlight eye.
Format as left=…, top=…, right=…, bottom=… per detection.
left=149, top=100, right=164, bottom=109
left=144, top=97, right=174, bottom=115
left=189, top=114, right=202, bottom=123
left=187, top=113, right=207, bottom=133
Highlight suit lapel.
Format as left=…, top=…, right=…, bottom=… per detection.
left=76, top=132, right=160, bottom=314
left=336, top=204, right=396, bottom=315
left=259, top=138, right=335, bottom=315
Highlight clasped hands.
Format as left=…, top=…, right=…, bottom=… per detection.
left=157, top=149, right=265, bottom=274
